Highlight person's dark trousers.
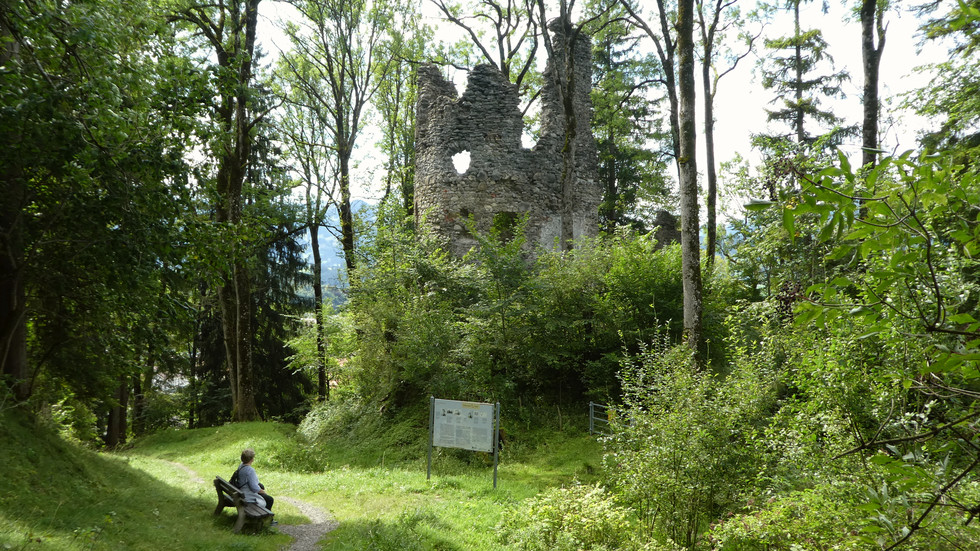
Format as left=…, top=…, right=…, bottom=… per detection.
left=263, top=494, right=274, bottom=511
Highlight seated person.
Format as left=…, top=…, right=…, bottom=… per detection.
left=232, top=448, right=275, bottom=513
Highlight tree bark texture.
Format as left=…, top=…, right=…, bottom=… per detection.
left=677, top=0, right=705, bottom=362
left=556, top=19, right=579, bottom=251
left=309, top=221, right=328, bottom=401
left=339, top=153, right=356, bottom=274
left=105, top=375, right=129, bottom=448
left=861, top=0, right=886, bottom=169
left=701, top=30, right=718, bottom=269
left=0, top=187, right=28, bottom=401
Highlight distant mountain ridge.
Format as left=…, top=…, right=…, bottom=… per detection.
left=297, top=199, right=374, bottom=289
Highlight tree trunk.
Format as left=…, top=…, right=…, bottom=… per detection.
left=654, top=0, right=680, bottom=168
left=189, top=310, right=201, bottom=429
left=559, top=29, right=579, bottom=252
left=702, top=46, right=718, bottom=270
left=677, top=0, right=705, bottom=364
left=0, top=212, right=28, bottom=401
left=206, top=0, right=261, bottom=422
left=338, top=151, right=356, bottom=275
left=618, top=0, right=679, bottom=171
left=0, top=27, right=29, bottom=403
left=105, top=375, right=129, bottom=448
left=309, top=221, right=328, bottom=401
left=861, top=0, right=885, bottom=169
left=132, top=368, right=145, bottom=436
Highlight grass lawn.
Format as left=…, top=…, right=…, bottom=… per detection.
left=1, top=408, right=602, bottom=550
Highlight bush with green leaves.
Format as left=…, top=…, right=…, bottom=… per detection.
left=497, top=482, right=678, bottom=551
left=348, top=205, right=697, bottom=409
left=603, top=329, right=775, bottom=549
left=705, top=484, right=867, bottom=550
left=780, top=151, right=980, bottom=547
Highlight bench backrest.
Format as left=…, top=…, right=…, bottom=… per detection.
left=214, top=476, right=244, bottom=501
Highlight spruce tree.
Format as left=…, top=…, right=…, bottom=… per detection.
left=756, top=0, right=854, bottom=152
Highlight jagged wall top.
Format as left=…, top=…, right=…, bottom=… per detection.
left=413, top=24, right=601, bottom=256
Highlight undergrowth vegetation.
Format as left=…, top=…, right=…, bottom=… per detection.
left=5, top=146, right=980, bottom=550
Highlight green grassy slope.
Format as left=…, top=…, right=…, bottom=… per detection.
left=1, top=408, right=601, bottom=550
left=0, top=410, right=290, bottom=550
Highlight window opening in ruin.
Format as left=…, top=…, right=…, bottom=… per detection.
left=452, top=151, right=471, bottom=174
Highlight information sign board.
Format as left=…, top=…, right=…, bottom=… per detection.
left=432, top=399, right=496, bottom=452
left=427, top=396, right=500, bottom=488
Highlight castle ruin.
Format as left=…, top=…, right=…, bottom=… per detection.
left=413, top=23, right=602, bottom=256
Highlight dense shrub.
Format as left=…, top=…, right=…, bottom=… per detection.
left=347, top=213, right=695, bottom=409
left=603, top=328, right=776, bottom=549
left=705, top=485, right=866, bottom=550
left=497, top=482, right=681, bottom=551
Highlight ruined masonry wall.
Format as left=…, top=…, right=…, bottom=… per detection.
left=414, top=27, right=601, bottom=256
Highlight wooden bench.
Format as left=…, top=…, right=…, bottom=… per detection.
left=212, top=476, right=274, bottom=533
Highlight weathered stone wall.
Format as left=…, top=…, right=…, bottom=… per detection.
left=414, top=25, right=601, bottom=256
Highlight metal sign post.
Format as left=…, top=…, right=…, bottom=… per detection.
left=427, top=396, right=500, bottom=488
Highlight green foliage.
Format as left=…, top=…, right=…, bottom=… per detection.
left=756, top=0, right=855, bottom=148
left=295, top=395, right=429, bottom=468
left=125, top=407, right=604, bottom=551
left=604, top=330, right=775, bottom=549
left=587, top=0, right=674, bottom=230
left=349, top=210, right=694, bottom=410
left=706, top=485, right=867, bottom=550
left=497, top=482, right=662, bottom=551
left=777, top=149, right=980, bottom=548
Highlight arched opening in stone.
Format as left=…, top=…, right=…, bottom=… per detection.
left=452, top=150, right=471, bottom=174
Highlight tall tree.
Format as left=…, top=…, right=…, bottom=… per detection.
left=757, top=0, right=853, bottom=150
left=676, top=0, right=704, bottom=361
left=375, top=3, right=429, bottom=215
left=587, top=0, right=673, bottom=232
left=859, top=0, right=887, bottom=169
left=697, top=0, right=756, bottom=267
left=910, top=0, right=980, bottom=158
left=278, top=98, right=333, bottom=400
left=616, top=0, right=703, bottom=359
left=281, top=0, right=398, bottom=275
left=170, top=0, right=265, bottom=421
left=0, top=0, right=190, bottom=417
left=618, top=0, right=680, bottom=167
left=247, top=126, right=315, bottom=420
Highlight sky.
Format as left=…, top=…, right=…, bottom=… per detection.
left=711, top=1, right=944, bottom=162
left=256, top=1, right=951, bottom=211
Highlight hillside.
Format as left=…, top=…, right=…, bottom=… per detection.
left=0, top=408, right=601, bottom=550
left=0, top=409, right=291, bottom=550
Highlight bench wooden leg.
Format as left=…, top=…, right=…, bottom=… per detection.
left=233, top=507, right=248, bottom=534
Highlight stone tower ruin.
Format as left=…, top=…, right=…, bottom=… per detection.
left=413, top=23, right=601, bottom=256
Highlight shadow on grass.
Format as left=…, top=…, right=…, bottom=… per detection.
left=0, top=410, right=288, bottom=550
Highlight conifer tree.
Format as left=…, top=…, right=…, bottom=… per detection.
left=757, top=0, right=854, bottom=152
